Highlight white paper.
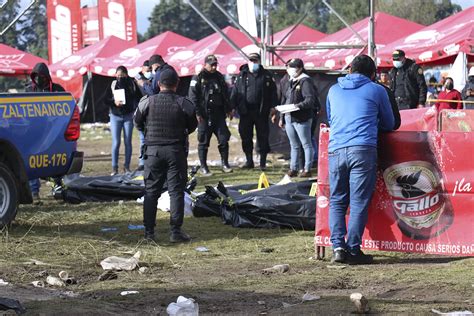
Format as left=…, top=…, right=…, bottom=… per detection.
left=275, top=104, right=299, bottom=114
left=113, top=89, right=126, bottom=104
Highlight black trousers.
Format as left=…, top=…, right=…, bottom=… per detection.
left=238, top=110, right=270, bottom=155
left=143, top=144, right=187, bottom=233
left=197, top=114, right=230, bottom=154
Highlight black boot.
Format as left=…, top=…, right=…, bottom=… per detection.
left=241, top=152, right=254, bottom=169
left=199, top=148, right=212, bottom=176
left=170, top=228, right=191, bottom=243
left=259, top=153, right=267, bottom=171
left=144, top=229, right=155, bottom=241
left=220, top=148, right=233, bottom=173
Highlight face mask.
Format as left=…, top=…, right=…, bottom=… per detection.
left=144, top=72, right=152, bottom=80
left=286, top=67, right=298, bottom=78
left=248, top=62, right=259, bottom=73
left=445, top=82, right=453, bottom=90
left=117, top=77, right=127, bottom=85
left=393, top=60, right=403, bottom=68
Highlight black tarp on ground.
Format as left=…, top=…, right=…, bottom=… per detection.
left=193, top=180, right=316, bottom=230
left=60, top=172, right=145, bottom=204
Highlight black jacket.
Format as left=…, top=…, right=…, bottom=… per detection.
left=280, top=73, right=320, bottom=123
left=389, top=59, right=427, bottom=109
left=26, top=62, right=65, bottom=92
left=188, top=69, right=231, bottom=118
left=134, top=91, right=197, bottom=146
left=379, top=82, right=401, bottom=130
left=461, top=77, right=474, bottom=109
left=105, top=77, right=143, bottom=116
left=230, top=64, right=278, bottom=115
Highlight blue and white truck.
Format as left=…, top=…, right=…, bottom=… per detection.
left=0, top=92, right=83, bottom=226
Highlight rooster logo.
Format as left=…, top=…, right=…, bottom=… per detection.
left=396, top=171, right=425, bottom=198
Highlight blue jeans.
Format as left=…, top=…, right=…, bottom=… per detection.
left=139, top=130, right=145, bottom=167
left=328, top=146, right=377, bottom=254
left=110, top=113, right=134, bottom=170
left=285, top=116, right=313, bottom=171
left=29, top=179, right=40, bottom=195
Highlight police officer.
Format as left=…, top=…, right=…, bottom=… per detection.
left=188, top=54, right=233, bottom=176
left=231, top=53, right=278, bottom=170
left=389, top=49, right=427, bottom=110
left=134, top=69, right=198, bottom=242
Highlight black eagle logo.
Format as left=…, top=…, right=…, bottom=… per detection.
left=396, top=171, right=426, bottom=198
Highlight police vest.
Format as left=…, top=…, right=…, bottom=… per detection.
left=146, top=93, right=187, bottom=146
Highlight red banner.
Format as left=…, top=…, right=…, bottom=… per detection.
left=315, top=110, right=474, bottom=257
left=82, top=6, right=100, bottom=46
left=97, top=0, right=137, bottom=45
left=47, top=0, right=82, bottom=64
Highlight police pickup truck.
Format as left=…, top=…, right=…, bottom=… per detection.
left=0, top=92, right=83, bottom=226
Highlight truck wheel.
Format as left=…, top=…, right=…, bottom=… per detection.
left=0, top=162, right=18, bottom=227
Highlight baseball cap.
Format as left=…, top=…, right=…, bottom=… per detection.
left=248, top=52, right=261, bottom=61
left=204, top=54, right=218, bottom=65
left=392, top=49, right=405, bottom=60
left=286, top=58, right=304, bottom=68
left=160, top=69, right=179, bottom=86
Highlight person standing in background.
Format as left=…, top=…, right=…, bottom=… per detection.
left=105, top=66, right=142, bottom=175
left=389, top=49, right=427, bottom=110
left=135, top=60, right=153, bottom=171
left=435, top=77, right=462, bottom=111
left=231, top=53, right=278, bottom=170
left=461, top=67, right=474, bottom=109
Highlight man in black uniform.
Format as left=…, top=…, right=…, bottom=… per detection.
left=231, top=53, right=278, bottom=170
left=134, top=69, right=198, bottom=242
left=188, top=54, right=233, bottom=176
left=389, top=49, right=427, bottom=110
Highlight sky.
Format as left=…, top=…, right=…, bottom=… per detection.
left=19, top=0, right=473, bottom=35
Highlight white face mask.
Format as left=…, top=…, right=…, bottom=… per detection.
left=393, top=60, right=403, bottom=69
left=144, top=72, right=152, bottom=80
left=287, top=67, right=298, bottom=78
left=248, top=62, right=259, bottom=73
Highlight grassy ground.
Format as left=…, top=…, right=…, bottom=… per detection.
left=0, top=124, right=473, bottom=315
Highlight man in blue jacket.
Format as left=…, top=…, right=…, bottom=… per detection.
left=326, top=55, right=395, bottom=264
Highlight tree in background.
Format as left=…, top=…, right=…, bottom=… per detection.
left=145, top=0, right=235, bottom=41
left=20, top=0, right=48, bottom=60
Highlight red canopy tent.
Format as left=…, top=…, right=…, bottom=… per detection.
left=92, top=31, right=195, bottom=78
left=377, top=7, right=474, bottom=67
left=218, top=24, right=326, bottom=74
left=0, top=44, right=48, bottom=76
left=49, top=36, right=133, bottom=99
left=168, top=26, right=254, bottom=76
left=285, top=12, right=424, bottom=69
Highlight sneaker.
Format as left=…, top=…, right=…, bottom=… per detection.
left=222, top=162, right=233, bottom=173
left=123, top=167, right=131, bottom=174
left=200, top=166, right=213, bottom=177
left=170, top=230, right=191, bottom=243
left=299, top=171, right=312, bottom=178
left=331, top=248, right=346, bottom=264
left=287, top=169, right=298, bottom=177
left=111, top=168, right=118, bottom=176
left=347, top=250, right=374, bottom=265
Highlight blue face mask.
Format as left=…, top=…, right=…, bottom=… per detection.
left=393, top=60, right=403, bottom=69
left=144, top=72, right=152, bottom=80
left=248, top=62, right=259, bottom=73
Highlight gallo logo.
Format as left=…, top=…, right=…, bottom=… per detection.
left=102, top=2, right=134, bottom=41
left=383, top=161, right=446, bottom=229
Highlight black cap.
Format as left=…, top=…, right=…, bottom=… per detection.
left=159, top=69, right=179, bottom=86
left=286, top=58, right=304, bottom=68
left=149, top=54, right=164, bottom=65
left=204, top=54, right=218, bottom=65
left=392, top=49, right=405, bottom=60
left=142, top=60, right=149, bottom=67
left=248, top=52, right=260, bottom=61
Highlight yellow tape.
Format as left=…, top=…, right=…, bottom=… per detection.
left=0, top=95, right=74, bottom=103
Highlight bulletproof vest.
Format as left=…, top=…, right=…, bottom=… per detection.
left=146, top=93, right=186, bottom=145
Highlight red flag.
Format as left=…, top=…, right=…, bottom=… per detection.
left=82, top=6, right=100, bottom=46
left=47, top=0, right=82, bottom=64
left=97, top=0, right=137, bottom=45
